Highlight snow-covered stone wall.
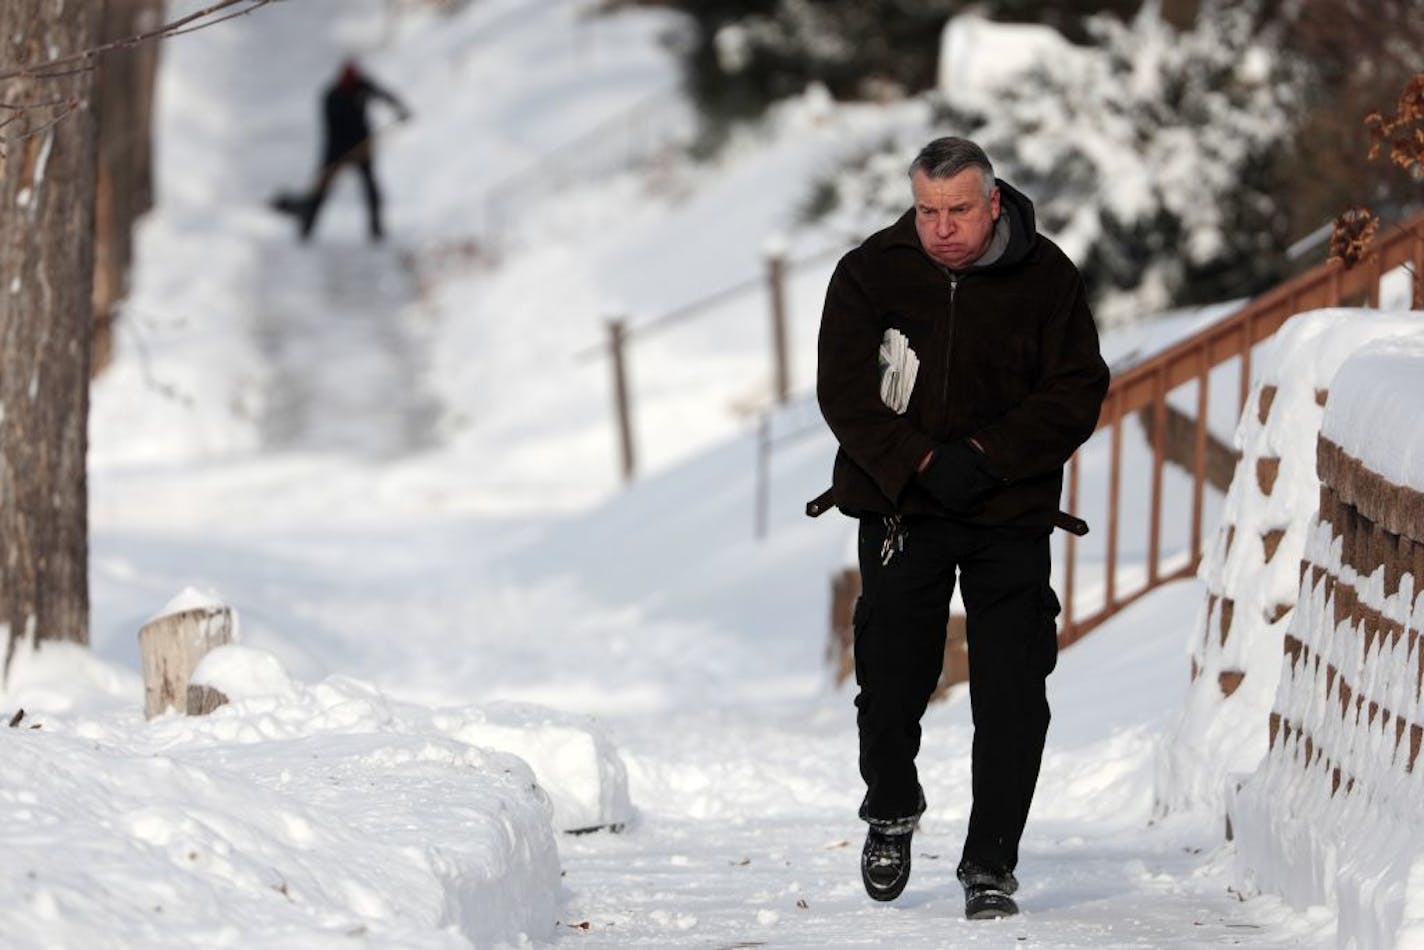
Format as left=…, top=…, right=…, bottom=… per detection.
left=1231, top=331, right=1424, bottom=949
left=1158, top=310, right=1424, bottom=816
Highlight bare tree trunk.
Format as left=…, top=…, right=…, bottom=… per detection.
left=0, top=0, right=102, bottom=677
left=93, top=0, right=163, bottom=375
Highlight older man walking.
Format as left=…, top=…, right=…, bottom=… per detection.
left=816, top=136, right=1109, bottom=918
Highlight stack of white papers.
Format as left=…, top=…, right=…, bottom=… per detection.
left=878, top=328, right=919, bottom=414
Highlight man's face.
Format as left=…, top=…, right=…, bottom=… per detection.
left=912, top=168, right=1000, bottom=271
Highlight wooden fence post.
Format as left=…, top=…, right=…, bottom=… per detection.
left=755, top=413, right=771, bottom=540
left=1414, top=232, right=1424, bottom=309
left=608, top=318, right=636, bottom=483
left=767, top=252, right=790, bottom=404
left=139, top=604, right=233, bottom=718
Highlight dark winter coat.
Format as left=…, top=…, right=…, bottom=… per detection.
left=322, top=76, right=402, bottom=164
left=816, top=179, right=1110, bottom=527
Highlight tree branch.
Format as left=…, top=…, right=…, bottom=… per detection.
left=0, top=97, right=73, bottom=111
left=21, top=66, right=97, bottom=83
left=0, top=0, right=283, bottom=82
left=162, top=3, right=285, bottom=40
left=0, top=100, right=80, bottom=157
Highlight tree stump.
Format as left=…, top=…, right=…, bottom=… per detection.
left=185, top=683, right=230, bottom=716
left=138, top=605, right=232, bottom=718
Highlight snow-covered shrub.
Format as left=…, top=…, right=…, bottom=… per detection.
left=612, top=0, right=1136, bottom=127
left=809, top=0, right=1301, bottom=327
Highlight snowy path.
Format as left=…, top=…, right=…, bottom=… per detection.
left=547, top=589, right=1333, bottom=949
left=93, top=285, right=1330, bottom=948
left=88, top=510, right=1334, bottom=948
left=559, top=775, right=1302, bottom=948
left=253, top=241, right=441, bottom=460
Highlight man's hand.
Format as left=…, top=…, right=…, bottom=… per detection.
left=917, top=439, right=1005, bottom=514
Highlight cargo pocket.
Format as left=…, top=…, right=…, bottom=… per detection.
left=852, top=594, right=873, bottom=648
left=1035, top=585, right=1062, bottom=676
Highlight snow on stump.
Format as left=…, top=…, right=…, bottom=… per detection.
left=1157, top=311, right=1424, bottom=816
left=189, top=643, right=299, bottom=707
left=1230, top=330, right=1424, bottom=949
left=138, top=588, right=235, bottom=718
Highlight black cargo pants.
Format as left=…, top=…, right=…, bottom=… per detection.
left=853, top=514, right=1060, bottom=875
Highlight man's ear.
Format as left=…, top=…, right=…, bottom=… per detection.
left=990, top=186, right=1001, bottom=220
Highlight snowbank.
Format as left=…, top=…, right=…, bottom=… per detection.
left=0, top=649, right=584, bottom=948
left=1158, top=310, right=1424, bottom=816
left=1230, top=328, right=1424, bottom=949
left=436, top=701, right=634, bottom=834
left=190, top=643, right=633, bottom=833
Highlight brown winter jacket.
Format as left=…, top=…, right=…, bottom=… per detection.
left=816, top=180, right=1110, bottom=526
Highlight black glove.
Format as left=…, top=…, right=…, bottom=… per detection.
left=917, top=440, right=1004, bottom=514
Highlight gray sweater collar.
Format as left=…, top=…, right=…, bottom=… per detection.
left=968, top=215, right=1011, bottom=270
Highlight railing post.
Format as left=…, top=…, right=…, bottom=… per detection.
left=767, top=251, right=791, bottom=404
left=1239, top=312, right=1254, bottom=416
left=1148, top=367, right=1166, bottom=586
left=607, top=318, right=636, bottom=483
left=755, top=413, right=771, bottom=540
left=1106, top=393, right=1122, bottom=611
left=1414, top=231, right=1424, bottom=309
left=1191, top=345, right=1210, bottom=567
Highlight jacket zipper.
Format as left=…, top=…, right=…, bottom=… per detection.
left=940, top=272, right=958, bottom=433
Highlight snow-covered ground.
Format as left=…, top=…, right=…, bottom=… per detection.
left=0, top=0, right=1382, bottom=946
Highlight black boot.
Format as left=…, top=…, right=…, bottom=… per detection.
left=860, top=814, right=917, bottom=905
left=959, top=862, right=1019, bottom=920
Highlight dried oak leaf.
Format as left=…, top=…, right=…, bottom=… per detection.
left=1328, top=207, right=1379, bottom=269
left=1366, top=73, right=1424, bottom=173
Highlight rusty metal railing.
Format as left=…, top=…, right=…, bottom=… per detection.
left=1057, top=213, right=1424, bottom=647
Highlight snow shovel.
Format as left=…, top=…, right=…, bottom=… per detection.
left=268, top=119, right=406, bottom=220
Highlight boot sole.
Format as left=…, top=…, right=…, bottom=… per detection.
left=965, top=893, right=1019, bottom=919
left=862, top=866, right=910, bottom=902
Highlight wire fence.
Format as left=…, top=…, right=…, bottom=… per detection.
left=753, top=393, right=829, bottom=539
left=579, top=239, right=853, bottom=484
left=482, top=85, right=697, bottom=241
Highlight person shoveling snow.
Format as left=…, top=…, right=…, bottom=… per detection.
left=272, top=58, right=411, bottom=243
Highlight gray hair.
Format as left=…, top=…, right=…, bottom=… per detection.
left=908, top=137, right=995, bottom=198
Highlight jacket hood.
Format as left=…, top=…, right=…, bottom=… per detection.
left=985, top=178, right=1036, bottom=270
left=882, top=177, right=1038, bottom=273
